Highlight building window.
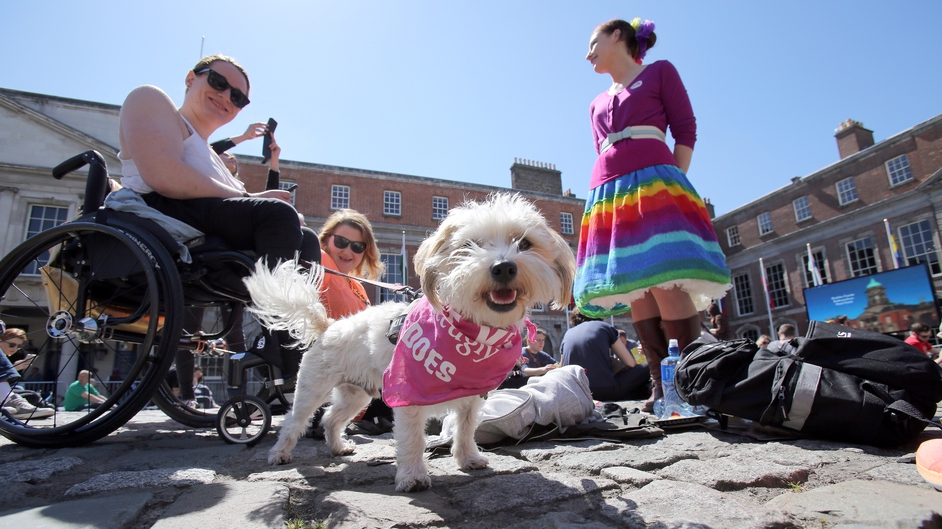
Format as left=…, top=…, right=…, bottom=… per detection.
left=757, top=212, right=773, bottom=236
left=733, top=274, right=754, bottom=316
left=793, top=196, right=811, bottom=222
left=531, top=302, right=546, bottom=313
left=802, top=250, right=829, bottom=287
left=560, top=212, right=574, bottom=235
left=836, top=177, right=858, bottom=205
left=384, top=191, right=401, bottom=216
left=25, top=205, right=69, bottom=275
left=432, top=196, right=449, bottom=220
left=740, top=328, right=760, bottom=342
left=726, top=226, right=740, bottom=247
left=846, top=237, right=879, bottom=277
left=331, top=185, right=350, bottom=210
left=886, top=154, right=913, bottom=187
left=899, top=219, right=941, bottom=275
left=379, top=253, right=407, bottom=302
left=278, top=180, right=297, bottom=205
left=764, top=262, right=790, bottom=308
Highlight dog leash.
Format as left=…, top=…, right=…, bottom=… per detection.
left=298, top=259, right=420, bottom=300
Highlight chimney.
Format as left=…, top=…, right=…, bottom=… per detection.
left=703, top=197, right=715, bottom=219
left=511, top=158, right=562, bottom=195
left=835, top=119, right=874, bottom=159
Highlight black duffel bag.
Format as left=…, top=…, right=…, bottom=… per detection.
left=675, top=321, right=942, bottom=447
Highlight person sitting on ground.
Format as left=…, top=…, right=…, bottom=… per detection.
left=560, top=307, right=649, bottom=402
left=521, top=328, right=558, bottom=377
left=64, top=370, right=107, bottom=411
left=905, top=322, right=934, bottom=357
left=0, top=323, right=54, bottom=419
left=755, top=334, right=772, bottom=347
left=707, top=301, right=731, bottom=340
left=1, top=327, right=36, bottom=374
left=768, top=324, right=796, bottom=348
left=23, top=367, right=43, bottom=383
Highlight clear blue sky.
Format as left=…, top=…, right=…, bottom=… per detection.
left=2, top=1, right=940, bottom=216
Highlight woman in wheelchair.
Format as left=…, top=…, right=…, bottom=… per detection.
left=118, top=54, right=319, bottom=382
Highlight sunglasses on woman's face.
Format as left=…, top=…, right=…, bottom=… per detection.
left=2, top=341, right=24, bottom=350
left=192, top=68, right=251, bottom=108
left=332, top=235, right=366, bottom=254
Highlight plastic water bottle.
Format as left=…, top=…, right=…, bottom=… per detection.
left=659, top=338, right=689, bottom=419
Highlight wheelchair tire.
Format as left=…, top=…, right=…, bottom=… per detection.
left=216, top=395, right=271, bottom=446
left=0, top=221, right=183, bottom=448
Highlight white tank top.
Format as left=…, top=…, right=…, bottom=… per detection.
left=119, top=115, right=246, bottom=195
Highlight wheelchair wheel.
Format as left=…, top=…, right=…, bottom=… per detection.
left=216, top=395, right=271, bottom=446
left=0, top=221, right=183, bottom=448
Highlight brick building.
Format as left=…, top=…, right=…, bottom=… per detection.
left=711, top=115, right=942, bottom=340
left=0, top=88, right=593, bottom=360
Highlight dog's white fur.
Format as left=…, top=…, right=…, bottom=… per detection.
left=245, top=193, right=575, bottom=492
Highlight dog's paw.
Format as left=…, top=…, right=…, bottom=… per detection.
left=268, top=451, right=292, bottom=465
left=328, top=439, right=357, bottom=456
left=395, top=474, right=432, bottom=493
left=458, top=453, right=489, bottom=470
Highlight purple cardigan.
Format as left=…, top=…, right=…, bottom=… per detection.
left=588, top=60, right=697, bottom=189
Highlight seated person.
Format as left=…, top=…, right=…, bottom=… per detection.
left=118, top=54, right=319, bottom=383
left=192, top=367, right=216, bottom=409
left=64, top=370, right=107, bottom=411
left=561, top=307, right=649, bottom=402
left=905, top=322, right=934, bottom=356
left=0, top=322, right=54, bottom=419
left=521, top=328, right=558, bottom=377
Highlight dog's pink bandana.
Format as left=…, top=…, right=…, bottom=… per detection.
left=383, top=297, right=532, bottom=407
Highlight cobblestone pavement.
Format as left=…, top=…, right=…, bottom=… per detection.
left=1, top=404, right=940, bottom=529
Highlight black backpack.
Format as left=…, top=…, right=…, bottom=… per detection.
left=675, top=321, right=942, bottom=447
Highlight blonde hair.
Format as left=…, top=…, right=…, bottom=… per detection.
left=318, top=209, right=384, bottom=280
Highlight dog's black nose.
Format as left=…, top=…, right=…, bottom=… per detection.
left=490, top=260, right=517, bottom=284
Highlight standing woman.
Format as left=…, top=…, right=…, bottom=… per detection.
left=576, top=19, right=731, bottom=411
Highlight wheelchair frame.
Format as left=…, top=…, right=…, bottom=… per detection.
left=0, top=150, right=283, bottom=447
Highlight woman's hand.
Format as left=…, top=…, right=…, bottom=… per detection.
left=234, top=122, right=268, bottom=145
left=268, top=136, right=281, bottom=172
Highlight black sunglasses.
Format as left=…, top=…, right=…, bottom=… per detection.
left=193, top=68, right=251, bottom=108
left=332, top=235, right=366, bottom=254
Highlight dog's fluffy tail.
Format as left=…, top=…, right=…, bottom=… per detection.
left=244, top=259, right=333, bottom=348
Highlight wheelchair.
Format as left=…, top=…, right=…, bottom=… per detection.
left=0, top=150, right=289, bottom=448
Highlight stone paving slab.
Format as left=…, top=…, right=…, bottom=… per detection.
left=766, top=479, right=942, bottom=528
left=65, top=467, right=217, bottom=496
left=0, top=491, right=152, bottom=528
left=602, top=479, right=800, bottom=529
left=150, top=480, right=288, bottom=529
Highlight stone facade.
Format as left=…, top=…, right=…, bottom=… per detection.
left=711, top=114, right=942, bottom=339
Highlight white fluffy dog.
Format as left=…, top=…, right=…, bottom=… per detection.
left=245, top=193, right=575, bottom=492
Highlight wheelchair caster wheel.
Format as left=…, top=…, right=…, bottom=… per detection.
left=216, top=395, right=271, bottom=446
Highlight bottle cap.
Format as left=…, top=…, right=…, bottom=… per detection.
left=668, top=339, right=678, bottom=348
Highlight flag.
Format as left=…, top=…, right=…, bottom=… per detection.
left=806, top=244, right=823, bottom=287
left=884, top=219, right=902, bottom=269
left=760, top=260, right=775, bottom=310
left=716, top=297, right=726, bottom=315
left=400, top=231, right=408, bottom=283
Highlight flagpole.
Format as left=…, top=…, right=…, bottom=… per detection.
left=400, top=231, right=408, bottom=283
left=806, top=243, right=822, bottom=287
left=883, top=219, right=900, bottom=269
left=759, top=258, right=775, bottom=335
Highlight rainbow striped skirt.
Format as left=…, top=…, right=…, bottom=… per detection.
left=574, top=164, right=731, bottom=318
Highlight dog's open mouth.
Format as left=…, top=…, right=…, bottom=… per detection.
left=486, top=289, right=518, bottom=312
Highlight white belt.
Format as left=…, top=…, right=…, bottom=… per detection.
left=599, top=125, right=666, bottom=153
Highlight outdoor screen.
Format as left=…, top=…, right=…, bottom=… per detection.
left=803, top=263, right=939, bottom=335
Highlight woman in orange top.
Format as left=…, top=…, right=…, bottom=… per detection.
left=317, top=209, right=384, bottom=317
left=315, top=209, right=391, bottom=429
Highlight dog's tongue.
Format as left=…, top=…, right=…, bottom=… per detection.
left=489, top=289, right=517, bottom=304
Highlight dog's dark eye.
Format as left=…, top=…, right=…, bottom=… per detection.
left=517, top=238, right=532, bottom=251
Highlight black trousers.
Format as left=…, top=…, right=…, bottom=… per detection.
left=591, top=364, right=651, bottom=402
left=142, top=193, right=314, bottom=265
